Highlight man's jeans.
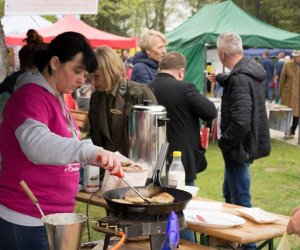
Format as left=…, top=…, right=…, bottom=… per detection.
left=265, top=80, right=273, bottom=102
left=223, top=162, right=252, bottom=207
left=0, top=217, right=49, bottom=250
left=223, top=162, right=256, bottom=249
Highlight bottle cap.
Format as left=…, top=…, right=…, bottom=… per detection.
left=173, top=151, right=182, bottom=157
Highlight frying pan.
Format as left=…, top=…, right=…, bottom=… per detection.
left=103, top=186, right=192, bottom=215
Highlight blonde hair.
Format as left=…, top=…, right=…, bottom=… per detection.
left=94, top=46, right=126, bottom=92
left=139, top=30, right=168, bottom=51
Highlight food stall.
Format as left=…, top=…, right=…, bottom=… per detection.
left=76, top=192, right=289, bottom=249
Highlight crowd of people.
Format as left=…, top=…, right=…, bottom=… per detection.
left=0, top=28, right=299, bottom=250
left=260, top=49, right=300, bottom=140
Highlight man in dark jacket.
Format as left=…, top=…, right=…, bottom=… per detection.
left=209, top=32, right=271, bottom=250
left=260, top=50, right=274, bottom=102
left=149, top=52, right=216, bottom=242
left=149, top=52, right=217, bottom=184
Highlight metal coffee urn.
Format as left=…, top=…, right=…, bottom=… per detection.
left=129, top=102, right=168, bottom=181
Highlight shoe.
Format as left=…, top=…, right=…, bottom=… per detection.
left=284, top=133, right=295, bottom=140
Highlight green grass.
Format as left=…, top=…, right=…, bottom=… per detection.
left=76, top=138, right=300, bottom=249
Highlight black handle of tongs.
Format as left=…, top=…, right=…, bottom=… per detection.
left=148, top=142, right=169, bottom=186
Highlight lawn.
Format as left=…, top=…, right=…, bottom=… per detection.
left=76, top=138, right=300, bottom=249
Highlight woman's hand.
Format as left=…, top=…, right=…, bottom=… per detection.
left=287, top=206, right=300, bottom=236
left=95, top=149, right=124, bottom=177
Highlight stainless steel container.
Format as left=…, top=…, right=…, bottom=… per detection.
left=42, top=213, right=87, bottom=250
left=129, top=104, right=168, bottom=178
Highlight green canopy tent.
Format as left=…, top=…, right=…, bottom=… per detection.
left=166, top=0, right=300, bottom=93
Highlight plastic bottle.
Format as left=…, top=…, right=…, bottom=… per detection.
left=83, top=165, right=100, bottom=192
left=168, top=151, right=185, bottom=190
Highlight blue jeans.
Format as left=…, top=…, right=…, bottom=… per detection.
left=213, top=82, right=223, bottom=98
left=0, top=217, right=49, bottom=250
left=223, top=162, right=252, bottom=207
left=180, top=179, right=196, bottom=242
left=264, top=80, right=273, bottom=102
left=223, top=162, right=256, bottom=249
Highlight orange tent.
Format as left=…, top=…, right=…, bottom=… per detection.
left=5, top=15, right=137, bottom=49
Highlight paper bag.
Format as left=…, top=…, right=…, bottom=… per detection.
left=276, top=232, right=291, bottom=250
left=98, top=152, right=148, bottom=196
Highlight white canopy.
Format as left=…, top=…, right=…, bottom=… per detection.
left=1, top=15, right=52, bottom=71
left=1, top=15, right=52, bottom=36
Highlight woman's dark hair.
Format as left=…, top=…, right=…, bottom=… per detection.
left=19, top=43, right=48, bottom=71
left=34, top=32, right=98, bottom=74
left=19, top=29, right=48, bottom=71
left=23, top=29, right=44, bottom=45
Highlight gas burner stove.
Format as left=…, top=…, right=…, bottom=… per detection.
left=93, top=211, right=186, bottom=250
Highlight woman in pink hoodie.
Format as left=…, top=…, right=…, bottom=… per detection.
left=0, top=32, right=123, bottom=250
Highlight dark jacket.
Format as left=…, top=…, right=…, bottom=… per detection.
left=260, top=57, right=274, bottom=83
left=89, top=79, right=157, bottom=156
left=217, top=57, right=271, bottom=165
left=149, top=73, right=217, bottom=182
left=0, top=71, right=23, bottom=94
left=130, top=51, right=158, bottom=84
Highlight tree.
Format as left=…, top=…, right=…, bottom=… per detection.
left=0, top=0, right=10, bottom=81
left=82, top=0, right=141, bottom=37
left=234, top=0, right=300, bottom=33
left=186, top=0, right=221, bottom=14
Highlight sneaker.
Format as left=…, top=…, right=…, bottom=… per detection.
left=290, top=134, right=295, bottom=139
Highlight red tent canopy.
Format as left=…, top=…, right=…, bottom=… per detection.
left=5, top=15, right=137, bottom=49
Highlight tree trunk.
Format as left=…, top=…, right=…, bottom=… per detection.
left=157, top=0, right=166, bottom=33
left=0, top=20, right=10, bottom=82
left=255, top=0, right=260, bottom=18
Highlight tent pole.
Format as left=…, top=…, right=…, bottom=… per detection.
left=297, top=65, right=300, bottom=145
left=204, top=43, right=208, bottom=96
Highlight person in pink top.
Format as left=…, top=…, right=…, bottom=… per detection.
left=0, top=31, right=123, bottom=250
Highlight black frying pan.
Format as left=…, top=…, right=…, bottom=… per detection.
left=103, top=186, right=192, bottom=215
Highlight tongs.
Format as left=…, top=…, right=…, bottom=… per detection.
left=147, top=142, right=169, bottom=186
left=115, top=171, right=155, bottom=205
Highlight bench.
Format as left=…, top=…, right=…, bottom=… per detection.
left=70, top=109, right=89, bottom=131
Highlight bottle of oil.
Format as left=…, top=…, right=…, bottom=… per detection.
left=168, top=151, right=185, bottom=190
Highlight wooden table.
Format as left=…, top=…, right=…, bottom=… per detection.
left=76, top=191, right=108, bottom=209
left=188, top=201, right=289, bottom=249
left=76, top=191, right=289, bottom=249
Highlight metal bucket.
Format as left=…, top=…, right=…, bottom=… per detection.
left=42, top=213, right=87, bottom=250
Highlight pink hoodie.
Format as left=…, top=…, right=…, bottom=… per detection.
left=0, top=73, right=84, bottom=218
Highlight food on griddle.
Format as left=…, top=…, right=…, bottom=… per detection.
left=124, top=196, right=145, bottom=204
left=112, top=198, right=134, bottom=204
left=149, top=192, right=175, bottom=204
left=125, top=186, right=161, bottom=198
left=122, top=191, right=175, bottom=205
